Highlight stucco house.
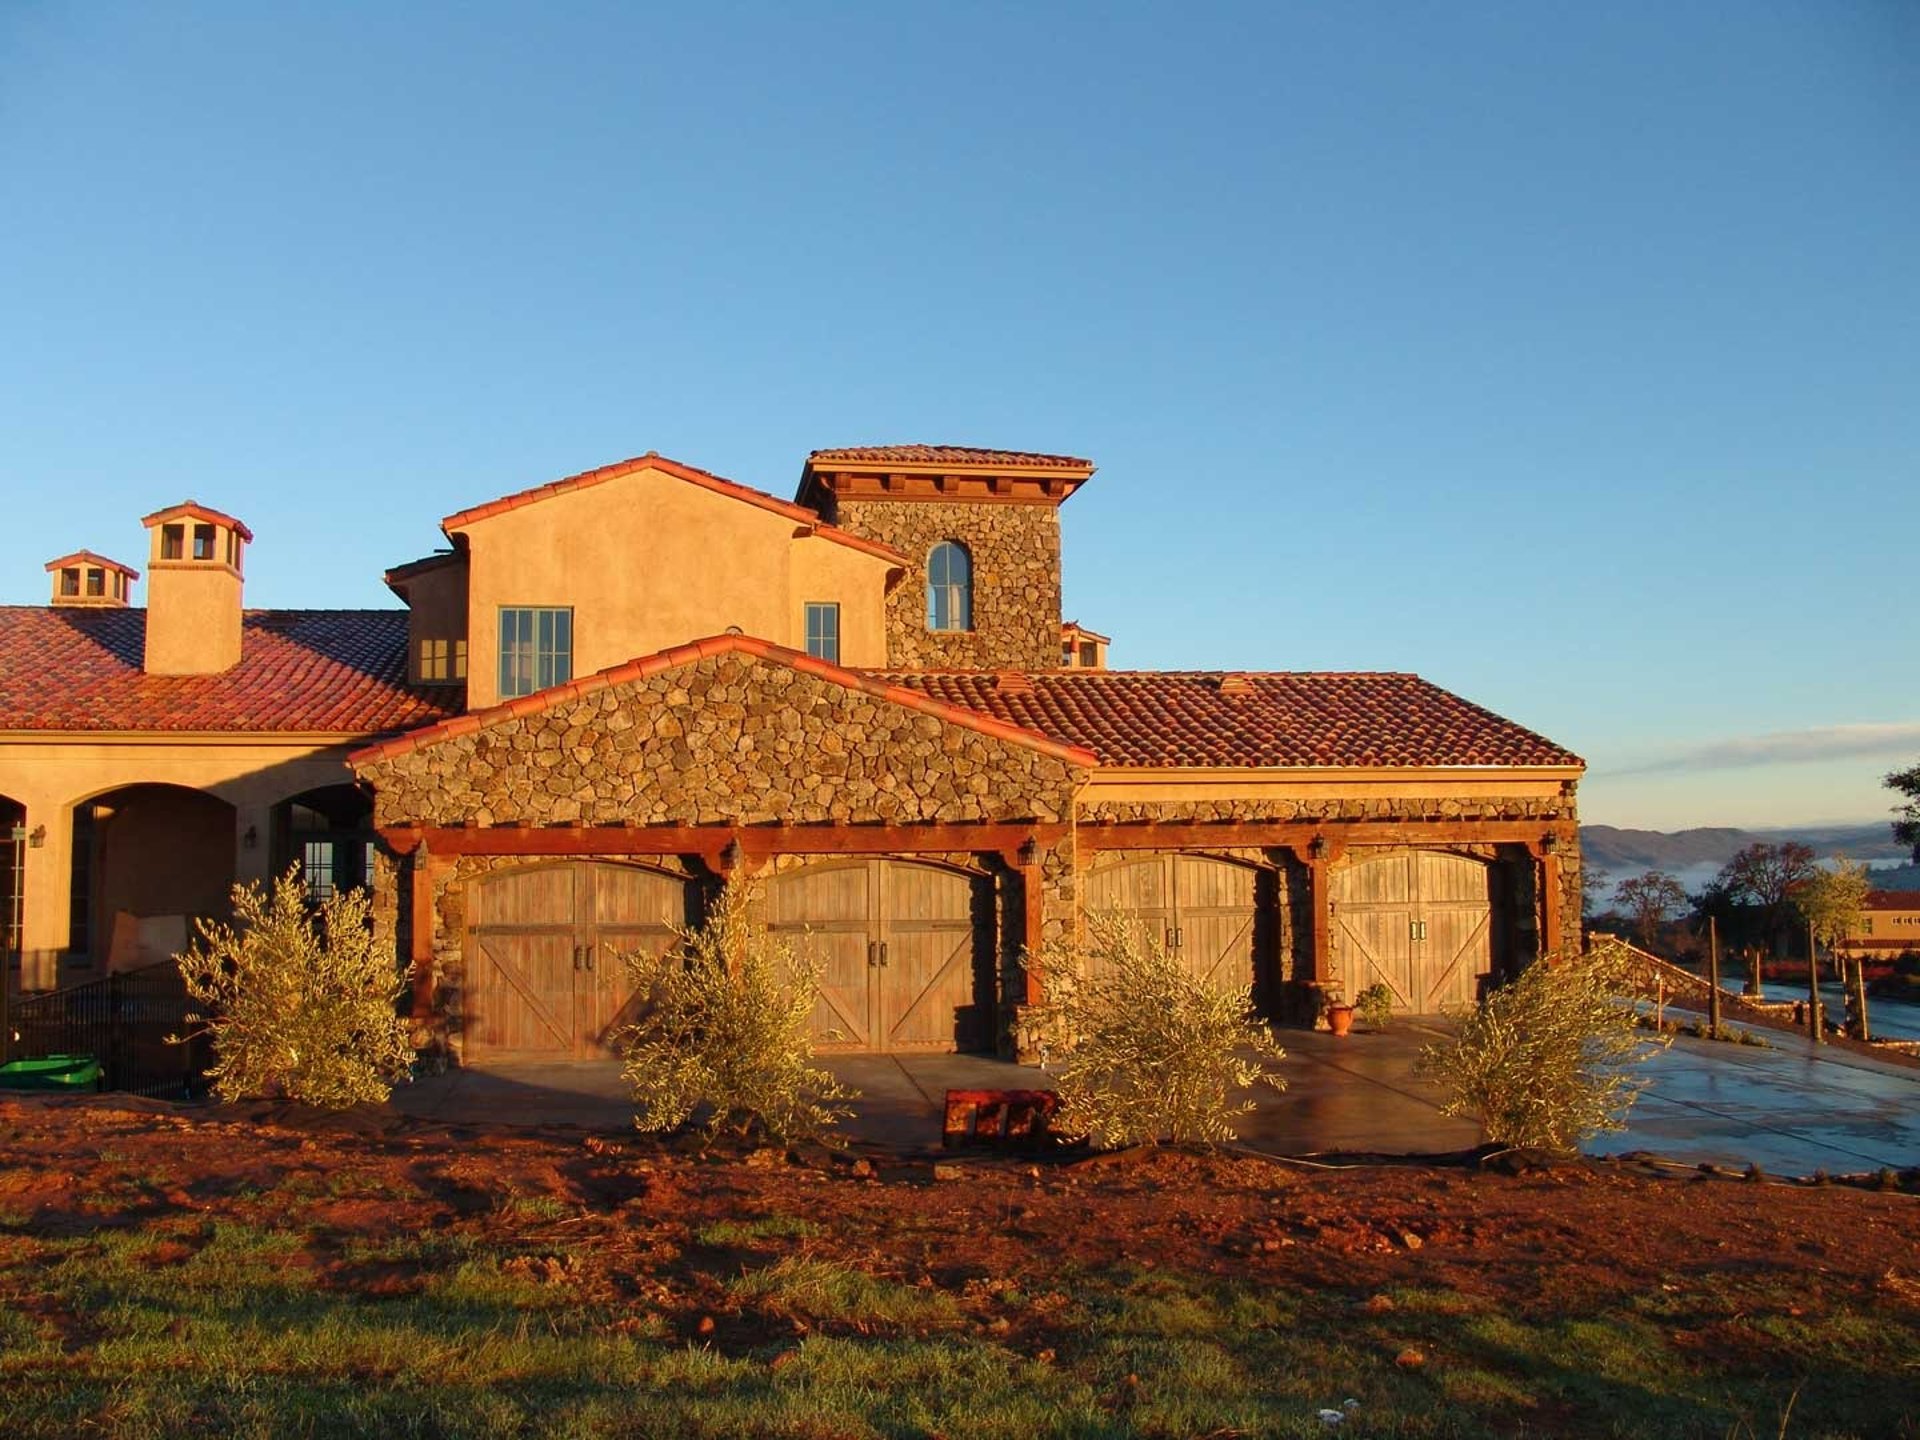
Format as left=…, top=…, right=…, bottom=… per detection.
left=1839, top=891, right=1920, bottom=961
left=0, top=446, right=1583, bottom=1064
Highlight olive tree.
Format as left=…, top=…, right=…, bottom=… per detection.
left=175, top=869, right=416, bottom=1107
left=618, top=878, right=853, bottom=1140
left=1030, top=913, right=1285, bottom=1148
left=1417, top=938, right=1667, bottom=1153
left=1797, top=858, right=1872, bottom=1036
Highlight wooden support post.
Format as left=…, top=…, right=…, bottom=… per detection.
left=1707, top=914, right=1722, bottom=1036
left=1540, top=849, right=1563, bottom=959
left=409, top=847, right=436, bottom=1022
left=1850, top=953, right=1871, bottom=1042
left=1019, top=848, right=1045, bottom=1006
left=1308, top=853, right=1332, bottom=988
left=1806, top=917, right=1823, bottom=1044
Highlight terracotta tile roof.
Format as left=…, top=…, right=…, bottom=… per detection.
left=44, top=551, right=140, bottom=579
left=439, top=453, right=909, bottom=566
left=0, top=606, right=460, bottom=734
left=881, top=670, right=1583, bottom=769
left=1866, top=891, right=1920, bottom=910
left=350, top=633, right=1100, bottom=769
left=808, top=445, right=1094, bottom=472
left=140, top=501, right=254, bottom=543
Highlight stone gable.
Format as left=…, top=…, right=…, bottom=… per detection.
left=359, top=652, right=1083, bottom=830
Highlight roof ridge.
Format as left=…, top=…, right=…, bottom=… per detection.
left=439, top=452, right=910, bottom=567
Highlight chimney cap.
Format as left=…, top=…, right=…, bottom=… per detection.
left=140, top=500, right=254, bottom=543
left=44, top=549, right=140, bottom=579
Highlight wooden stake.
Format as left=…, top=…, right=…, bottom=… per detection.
left=1707, top=914, right=1722, bottom=1037
left=1850, top=953, right=1871, bottom=1042
left=1806, top=917, right=1822, bottom=1044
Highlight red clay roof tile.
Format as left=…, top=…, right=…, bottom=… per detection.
left=808, top=445, right=1094, bottom=471
left=0, top=607, right=459, bottom=734
left=880, top=670, right=1583, bottom=769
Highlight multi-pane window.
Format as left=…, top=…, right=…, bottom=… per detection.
left=192, top=524, right=216, bottom=561
left=301, top=840, right=337, bottom=903
left=926, top=541, right=972, bottom=632
left=498, top=607, right=572, bottom=699
left=419, top=637, right=468, bottom=683
left=804, top=603, right=840, bottom=663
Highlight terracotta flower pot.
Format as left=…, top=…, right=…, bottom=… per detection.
left=1326, top=1004, right=1355, bottom=1037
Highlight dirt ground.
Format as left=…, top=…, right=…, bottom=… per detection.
left=2, top=1093, right=1918, bottom=1437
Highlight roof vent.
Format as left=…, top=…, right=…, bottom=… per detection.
left=1215, top=674, right=1255, bottom=698
left=994, top=672, right=1035, bottom=695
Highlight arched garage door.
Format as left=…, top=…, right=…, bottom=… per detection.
left=1080, top=854, right=1266, bottom=1005
left=1331, top=850, right=1493, bottom=1014
left=765, top=860, right=991, bottom=1053
left=464, top=862, right=692, bottom=1062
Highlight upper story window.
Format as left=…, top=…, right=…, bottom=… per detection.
left=498, top=607, right=572, bottom=699
left=419, top=637, right=468, bottom=684
left=926, top=541, right=972, bottom=632
left=804, top=602, right=840, bottom=663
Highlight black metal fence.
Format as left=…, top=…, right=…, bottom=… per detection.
left=6, top=961, right=210, bottom=1099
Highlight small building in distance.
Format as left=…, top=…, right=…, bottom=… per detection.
left=1839, top=890, right=1920, bottom=960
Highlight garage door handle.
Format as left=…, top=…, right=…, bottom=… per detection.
left=868, top=941, right=889, bottom=968
left=573, top=945, right=583, bottom=971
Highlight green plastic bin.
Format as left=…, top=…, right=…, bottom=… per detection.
left=0, top=1054, right=104, bottom=1091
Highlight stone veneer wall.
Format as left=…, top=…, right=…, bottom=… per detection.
left=360, top=653, right=1083, bottom=830
left=827, top=498, right=1062, bottom=671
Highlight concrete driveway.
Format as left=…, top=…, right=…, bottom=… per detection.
left=391, top=1023, right=1920, bottom=1176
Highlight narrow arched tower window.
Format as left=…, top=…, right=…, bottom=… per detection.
left=927, top=541, right=972, bottom=632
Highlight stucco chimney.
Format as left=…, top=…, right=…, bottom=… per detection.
left=45, top=550, right=139, bottom=608
left=140, top=501, right=252, bottom=675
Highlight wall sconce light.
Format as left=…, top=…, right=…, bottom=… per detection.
left=1541, top=831, right=1559, bottom=855
left=242, top=825, right=258, bottom=850
left=720, top=837, right=743, bottom=872
left=1307, top=834, right=1328, bottom=862
left=27, top=825, right=46, bottom=849
left=1017, top=837, right=1039, bottom=868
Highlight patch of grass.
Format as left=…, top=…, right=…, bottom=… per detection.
left=501, top=1195, right=571, bottom=1221
left=729, top=1256, right=962, bottom=1331
left=693, top=1213, right=820, bottom=1246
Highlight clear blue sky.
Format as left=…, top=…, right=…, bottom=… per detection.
left=2, top=2, right=1915, bottom=831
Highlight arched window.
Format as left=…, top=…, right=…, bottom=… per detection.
left=926, top=541, right=972, bottom=632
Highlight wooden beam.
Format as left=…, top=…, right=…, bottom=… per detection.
left=380, top=822, right=1070, bottom=859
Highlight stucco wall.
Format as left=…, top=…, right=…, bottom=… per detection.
left=452, top=466, right=894, bottom=708
left=143, top=561, right=243, bottom=675
left=826, top=498, right=1062, bottom=671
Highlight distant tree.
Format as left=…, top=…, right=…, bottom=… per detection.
left=1712, top=842, right=1818, bottom=958
left=1888, top=762, right=1920, bottom=863
left=1580, top=865, right=1614, bottom=923
left=1797, top=858, right=1873, bottom=1034
left=1611, top=871, right=1689, bottom=952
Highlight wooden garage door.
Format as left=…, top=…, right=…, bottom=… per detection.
left=1080, top=854, right=1263, bottom=1002
left=1331, top=850, right=1492, bottom=1013
left=765, top=860, right=988, bottom=1053
left=465, top=863, right=689, bottom=1061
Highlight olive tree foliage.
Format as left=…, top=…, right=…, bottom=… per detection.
left=1029, top=912, right=1285, bottom=1148
left=1888, top=761, right=1920, bottom=863
left=174, top=869, right=416, bottom=1108
left=1610, top=870, right=1689, bottom=951
left=617, top=878, right=853, bottom=1141
left=1417, top=938, right=1668, bottom=1153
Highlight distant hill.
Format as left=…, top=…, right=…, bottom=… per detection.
left=1582, top=822, right=1911, bottom=892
